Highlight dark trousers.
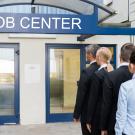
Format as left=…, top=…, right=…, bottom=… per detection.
left=108, top=130, right=115, bottom=135
left=91, top=129, right=100, bottom=135
left=107, top=130, right=126, bottom=135
left=81, top=122, right=91, bottom=135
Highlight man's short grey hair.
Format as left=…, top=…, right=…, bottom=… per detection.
left=85, top=44, right=100, bottom=58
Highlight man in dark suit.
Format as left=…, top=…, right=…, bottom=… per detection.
left=73, top=44, right=100, bottom=135
left=86, top=47, right=113, bottom=135
left=101, top=43, right=135, bottom=135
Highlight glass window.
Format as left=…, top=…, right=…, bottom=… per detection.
left=0, top=48, right=15, bottom=116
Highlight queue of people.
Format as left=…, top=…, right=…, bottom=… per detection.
left=73, top=43, right=135, bottom=135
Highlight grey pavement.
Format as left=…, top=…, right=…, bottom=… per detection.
left=0, top=122, right=82, bottom=135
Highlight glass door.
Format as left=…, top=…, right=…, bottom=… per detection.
left=46, top=44, right=85, bottom=122
left=46, top=44, right=116, bottom=123
left=0, top=44, right=19, bottom=125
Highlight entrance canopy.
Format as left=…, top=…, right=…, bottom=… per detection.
left=0, top=0, right=116, bottom=21
left=0, top=0, right=133, bottom=36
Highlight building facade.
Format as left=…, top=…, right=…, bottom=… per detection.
left=0, top=0, right=134, bottom=125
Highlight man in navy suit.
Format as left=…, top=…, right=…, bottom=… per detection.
left=101, top=43, right=135, bottom=135
left=74, top=44, right=100, bottom=135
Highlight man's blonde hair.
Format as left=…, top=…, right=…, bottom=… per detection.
left=97, top=47, right=112, bottom=63
left=97, top=47, right=113, bottom=72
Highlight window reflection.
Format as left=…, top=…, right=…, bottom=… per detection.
left=50, top=49, right=80, bottom=113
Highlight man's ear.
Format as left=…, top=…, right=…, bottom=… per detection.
left=119, top=53, right=122, bottom=62
left=88, top=53, right=92, bottom=59
left=133, top=64, right=135, bottom=72
left=129, top=63, right=135, bottom=73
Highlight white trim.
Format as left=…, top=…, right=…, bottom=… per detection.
left=119, top=62, right=129, bottom=68
left=90, top=60, right=96, bottom=65
left=98, top=64, right=107, bottom=71
left=8, top=34, right=56, bottom=39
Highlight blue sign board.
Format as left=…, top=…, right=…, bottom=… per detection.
left=0, top=13, right=97, bottom=34
left=0, top=13, right=135, bottom=35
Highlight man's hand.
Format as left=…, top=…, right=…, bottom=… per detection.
left=73, top=118, right=80, bottom=123
left=101, top=130, right=108, bottom=135
left=86, top=123, right=91, bottom=133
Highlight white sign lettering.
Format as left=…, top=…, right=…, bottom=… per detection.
left=0, top=16, right=15, bottom=28
left=6, top=17, right=15, bottom=28
left=0, top=15, right=82, bottom=31
left=20, top=17, right=30, bottom=29
left=0, top=17, right=5, bottom=28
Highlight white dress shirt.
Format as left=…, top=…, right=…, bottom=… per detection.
left=119, top=62, right=129, bottom=68
left=90, top=60, right=96, bottom=65
left=98, top=64, right=107, bottom=71
left=115, top=74, right=135, bottom=135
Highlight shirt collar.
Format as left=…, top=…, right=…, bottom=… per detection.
left=90, top=60, right=96, bottom=65
left=119, top=62, right=129, bottom=68
left=98, top=64, right=107, bottom=71
left=133, top=74, right=135, bottom=79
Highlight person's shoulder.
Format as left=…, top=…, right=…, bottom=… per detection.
left=89, top=62, right=99, bottom=69
left=109, top=67, right=121, bottom=74
left=86, top=64, right=98, bottom=72
left=92, top=62, right=98, bottom=66
left=81, top=66, right=94, bottom=74
left=96, top=68, right=107, bottom=75
left=95, top=69, right=106, bottom=79
left=122, top=79, right=131, bottom=86
left=121, top=79, right=133, bottom=90
left=108, top=66, right=129, bottom=77
left=116, top=66, right=129, bottom=73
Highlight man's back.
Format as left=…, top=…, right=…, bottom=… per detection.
left=115, top=78, right=135, bottom=135
left=109, top=66, right=132, bottom=103
left=87, top=68, right=108, bottom=129
left=74, top=62, right=99, bottom=122
left=101, top=66, right=132, bottom=133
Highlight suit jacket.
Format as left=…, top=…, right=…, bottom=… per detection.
left=73, top=62, right=99, bottom=122
left=101, top=66, right=133, bottom=133
left=87, top=68, right=108, bottom=130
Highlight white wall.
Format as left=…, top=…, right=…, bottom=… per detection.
left=0, top=34, right=81, bottom=125
left=20, top=40, right=45, bottom=125
left=0, top=34, right=131, bottom=125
